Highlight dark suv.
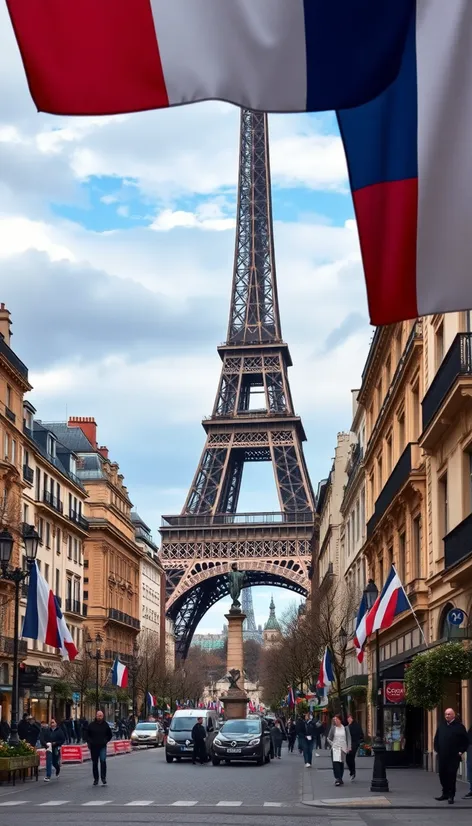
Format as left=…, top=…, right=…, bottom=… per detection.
left=212, top=718, right=271, bottom=765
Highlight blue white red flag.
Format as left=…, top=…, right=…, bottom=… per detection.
left=353, top=593, right=369, bottom=664
left=147, top=692, right=157, bottom=708
left=316, top=647, right=334, bottom=689
left=22, top=562, right=78, bottom=661
left=111, top=657, right=129, bottom=688
left=353, top=567, right=411, bottom=656
left=338, top=1, right=472, bottom=325
left=287, top=686, right=295, bottom=708
left=6, top=1, right=412, bottom=116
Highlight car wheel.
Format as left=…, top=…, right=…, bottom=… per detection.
left=166, top=754, right=173, bottom=763
left=212, top=757, right=221, bottom=766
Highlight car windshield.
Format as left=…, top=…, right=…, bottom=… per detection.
left=221, top=720, right=260, bottom=735
left=135, top=723, right=157, bottom=730
left=170, top=717, right=198, bottom=732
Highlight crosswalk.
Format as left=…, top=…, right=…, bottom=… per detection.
left=0, top=799, right=287, bottom=808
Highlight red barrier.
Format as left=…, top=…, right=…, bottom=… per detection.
left=61, top=745, right=84, bottom=763
left=106, top=742, right=115, bottom=756
left=37, top=749, right=46, bottom=768
left=114, top=740, right=128, bottom=754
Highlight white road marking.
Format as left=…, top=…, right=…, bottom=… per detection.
left=216, top=801, right=243, bottom=806
left=171, top=800, right=198, bottom=806
left=0, top=801, right=29, bottom=806
left=126, top=800, right=154, bottom=806
left=82, top=800, right=113, bottom=806
left=39, top=800, right=70, bottom=806
left=264, top=802, right=283, bottom=807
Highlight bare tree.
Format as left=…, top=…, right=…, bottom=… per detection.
left=312, top=579, right=360, bottom=709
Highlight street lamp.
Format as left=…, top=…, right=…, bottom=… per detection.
left=0, top=525, right=40, bottom=746
left=363, top=578, right=389, bottom=793
left=86, top=633, right=103, bottom=712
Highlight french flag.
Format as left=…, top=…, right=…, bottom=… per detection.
left=111, top=657, right=129, bottom=688
left=287, top=686, right=295, bottom=708
left=23, top=562, right=78, bottom=661
left=338, top=1, right=472, bottom=325
left=147, top=692, right=157, bottom=709
left=353, top=593, right=369, bottom=664
left=354, top=567, right=411, bottom=655
left=316, top=647, right=334, bottom=689
left=6, top=1, right=412, bottom=116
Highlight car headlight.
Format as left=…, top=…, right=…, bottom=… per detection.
left=213, top=738, right=223, bottom=746
left=248, top=738, right=260, bottom=746
left=131, top=733, right=137, bottom=740
left=167, top=736, right=176, bottom=745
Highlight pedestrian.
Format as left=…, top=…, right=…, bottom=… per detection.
left=0, top=719, right=10, bottom=742
left=287, top=720, right=297, bottom=753
left=464, top=722, right=472, bottom=799
left=270, top=719, right=283, bottom=759
left=18, top=713, right=29, bottom=741
left=80, top=716, right=89, bottom=743
left=40, top=718, right=65, bottom=783
left=87, top=710, right=113, bottom=786
left=25, top=716, right=40, bottom=748
left=434, top=707, right=469, bottom=804
left=74, top=718, right=81, bottom=743
left=327, top=713, right=351, bottom=786
left=346, top=714, right=364, bottom=781
left=295, top=714, right=305, bottom=755
left=303, top=712, right=315, bottom=767
left=314, top=716, right=323, bottom=752
left=191, top=716, right=207, bottom=765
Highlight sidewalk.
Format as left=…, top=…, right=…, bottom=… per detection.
left=301, top=750, right=472, bottom=809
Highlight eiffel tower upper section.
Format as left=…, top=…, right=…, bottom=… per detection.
left=182, top=110, right=314, bottom=517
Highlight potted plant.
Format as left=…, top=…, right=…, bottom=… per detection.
left=0, top=740, right=39, bottom=777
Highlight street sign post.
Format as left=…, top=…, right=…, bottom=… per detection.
left=447, top=608, right=466, bottom=626
left=72, top=691, right=81, bottom=704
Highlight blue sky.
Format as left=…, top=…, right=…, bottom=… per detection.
left=0, top=6, right=373, bottom=634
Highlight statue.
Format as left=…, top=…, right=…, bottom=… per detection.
left=227, top=669, right=241, bottom=690
left=228, top=562, right=245, bottom=611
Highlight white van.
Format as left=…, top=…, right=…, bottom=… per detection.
left=165, top=709, right=219, bottom=763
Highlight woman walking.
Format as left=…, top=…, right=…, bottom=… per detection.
left=287, top=720, right=297, bottom=753
left=327, top=714, right=351, bottom=786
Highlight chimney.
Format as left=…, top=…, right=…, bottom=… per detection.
left=68, top=416, right=97, bottom=448
left=0, top=303, right=12, bottom=346
left=98, top=446, right=109, bottom=459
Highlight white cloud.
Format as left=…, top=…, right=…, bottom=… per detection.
left=0, top=216, right=75, bottom=261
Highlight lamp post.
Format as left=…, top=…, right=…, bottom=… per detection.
left=0, top=525, right=40, bottom=746
left=85, top=633, right=103, bottom=712
left=363, top=578, right=389, bottom=793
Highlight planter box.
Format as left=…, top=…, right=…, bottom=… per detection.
left=0, top=755, right=39, bottom=772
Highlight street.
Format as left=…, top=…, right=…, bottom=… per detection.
left=1, top=746, right=472, bottom=826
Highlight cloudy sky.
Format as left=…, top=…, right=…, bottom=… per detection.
left=0, top=8, right=374, bottom=633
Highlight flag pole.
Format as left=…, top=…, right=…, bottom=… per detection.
left=392, top=565, right=427, bottom=646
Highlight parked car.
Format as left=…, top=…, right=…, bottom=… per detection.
left=212, top=717, right=271, bottom=765
left=130, top=721, right=165, bottom=748
left=165, top=709, right=218, bottom=763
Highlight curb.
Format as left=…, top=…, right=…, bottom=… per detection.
left=302, top=798, right=472, bottom=810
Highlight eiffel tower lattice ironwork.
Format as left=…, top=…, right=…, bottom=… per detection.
left=242, top=588, right=260, bottom=643
left=160, top=110, right=316, bottom=658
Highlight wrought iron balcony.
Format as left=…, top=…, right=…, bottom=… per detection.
left=69, top=509, right=89, bottom=531
left=161, top=511, right=314, bottom=528
left=108, top=608, right=140, bottom=630
left=0, top=335, right=29, bottom=380
left=65, top=598, right=82, bottom=615
left=43, top=490, right=63, bottom=514
left=5, top=406, right=15, bottom=423
left=0, top=635, right=27, bottom=655
left=444, top=512, right=472, bottom=570
left=422, top=333, right=472, bottom=437
left=23, top=464, right=34, bottom=484
left=367, top=443, right=417, bottom=538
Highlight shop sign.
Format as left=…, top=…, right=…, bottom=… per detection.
left=384, top=681, right=405, bottom=704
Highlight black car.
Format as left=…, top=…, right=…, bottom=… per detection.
left=212, top=718, right=271, bottom=765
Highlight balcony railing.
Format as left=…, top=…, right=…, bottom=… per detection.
left=161, top=511, right=314, bottom=528
left=0, top=335, right=29, bottom=380
left=367, top=443, right=416, bottom=538
left=43, top=490, right=63, bottom=514
left=444, top=512, right=472, bottom=570
left=422, top=333, right=472, bottom=432
left=69, top=509, right=89, bottom=531
left=23, top=464, right=34, bottom=484
left=108, top=608, right=140, bottom=630
left=0, top=635, right=27, bottom=655
left=65, top=599, right=82, bottom=615
left=5, top=406, right=16, bottom=423
left=104, top=649, right=135, bottom=665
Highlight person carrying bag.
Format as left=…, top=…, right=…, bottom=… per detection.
left=327, top=714, right=351, bottom=786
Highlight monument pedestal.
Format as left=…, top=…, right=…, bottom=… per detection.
left=221, top=610, right=248, bottom=720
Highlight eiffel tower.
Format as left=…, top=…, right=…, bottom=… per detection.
left=242, top=588, right=261, bottom=643
left=160, top=110, right=316, bottom=658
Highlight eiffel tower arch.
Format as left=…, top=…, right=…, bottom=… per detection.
left=160, top=110, right=316, bottom=658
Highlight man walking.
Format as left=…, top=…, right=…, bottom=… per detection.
left=434, top=707, right=468, bottom=804
left=40, top=718, right=65, bottom=782
left=303, top=713, right=315, bottom=767
left=464, top=722, right=472, bottom=799
left=270, top=719, right=284, bottom=759
left=87, top=710, right=112, bottom=786
left=346, top=714, right=364, bottom=781
left=191, top=717, right=207, bottom=765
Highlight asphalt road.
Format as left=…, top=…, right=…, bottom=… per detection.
left=0, top=746, right=471, bottom=826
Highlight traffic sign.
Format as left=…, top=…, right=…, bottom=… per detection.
left=447, top=608, right=466, bottom=627
left=72, top=692, right=81, bottom=704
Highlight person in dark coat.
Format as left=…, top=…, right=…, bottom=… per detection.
left=191, top=717, right=207, bottom=765
left=270, top=719, right=284, bottom=759
left=74, top=718, right=81, bottom=743
left=464, top=724, right=472, bottom=799
left=80, top=717, right=89, bottom=742
left=40, top=718, right=65, bottom=782
left=25, top=716, right=40, bottom=747
left=0, top=719, right=10, bottom=742
left=346, top=714, right=364, bottom=780
left=434, top=707, right=469, bottom=804
left=295, top=715, right=306, bottom=755
left=287, top=720, right=297, bottom=753
left=87, top=710, right=113, bottom=786
left=18, top=713, right=29, bottom=741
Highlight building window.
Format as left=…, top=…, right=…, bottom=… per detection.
left=398, top=532, right=406, bottom=582
left=411, top=383, right=420, bottom=441
left=68, top=535, right=72, bottom=559
left=66, top=578, right=72, bottom=602
left=4, top=432, right=9, bottom=459
left=435, top=321, right=444, bottom=370
left=413, top=516, right=422, bottom=578
left=6, top=385, right=11, bottom=408
left=397, top=411, right=405, bottom=454
left=45, top=563, right=49, bottom=583
left=355, top=499, right=360, bottom=541
left=55, top=568, right=60, bottom=597
left=23, top=503, right=29, bottom=524
left=11, top=439, right=16, bottom=465
left=387, top=546, right=393, bottom=571
left=385, top=355, right=391, bottom=388
left=377, top=453, right=383, bottom=495
left=46, top=522, right=51, bottom=549
left=386, top=435, right=393, bottom=475
left=439, top=472, right=448, bottom=538
left=35, top=467, right=41, bottom=501
left=47, top=435, right=56, bottom=458
left=56, top=528, right=61, bottom=554
left=38, top=517, right=44, bottom=542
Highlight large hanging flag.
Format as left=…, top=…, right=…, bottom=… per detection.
left=147, top=692, right=157, bottom=708
left=354, top=566, right=412, bottom=656
left=353, top=592, right=369, bottom=663
left=23, top=562, right=78, bottom=661
left=6, top=1, right=413, bottom=116
left=338, top=0, right=472, bottom=325
left=111, top=657, right=129, bottom=688
left=316, top=647, right=334, bottom=689
left=286, top=686, right=296, bottom=708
